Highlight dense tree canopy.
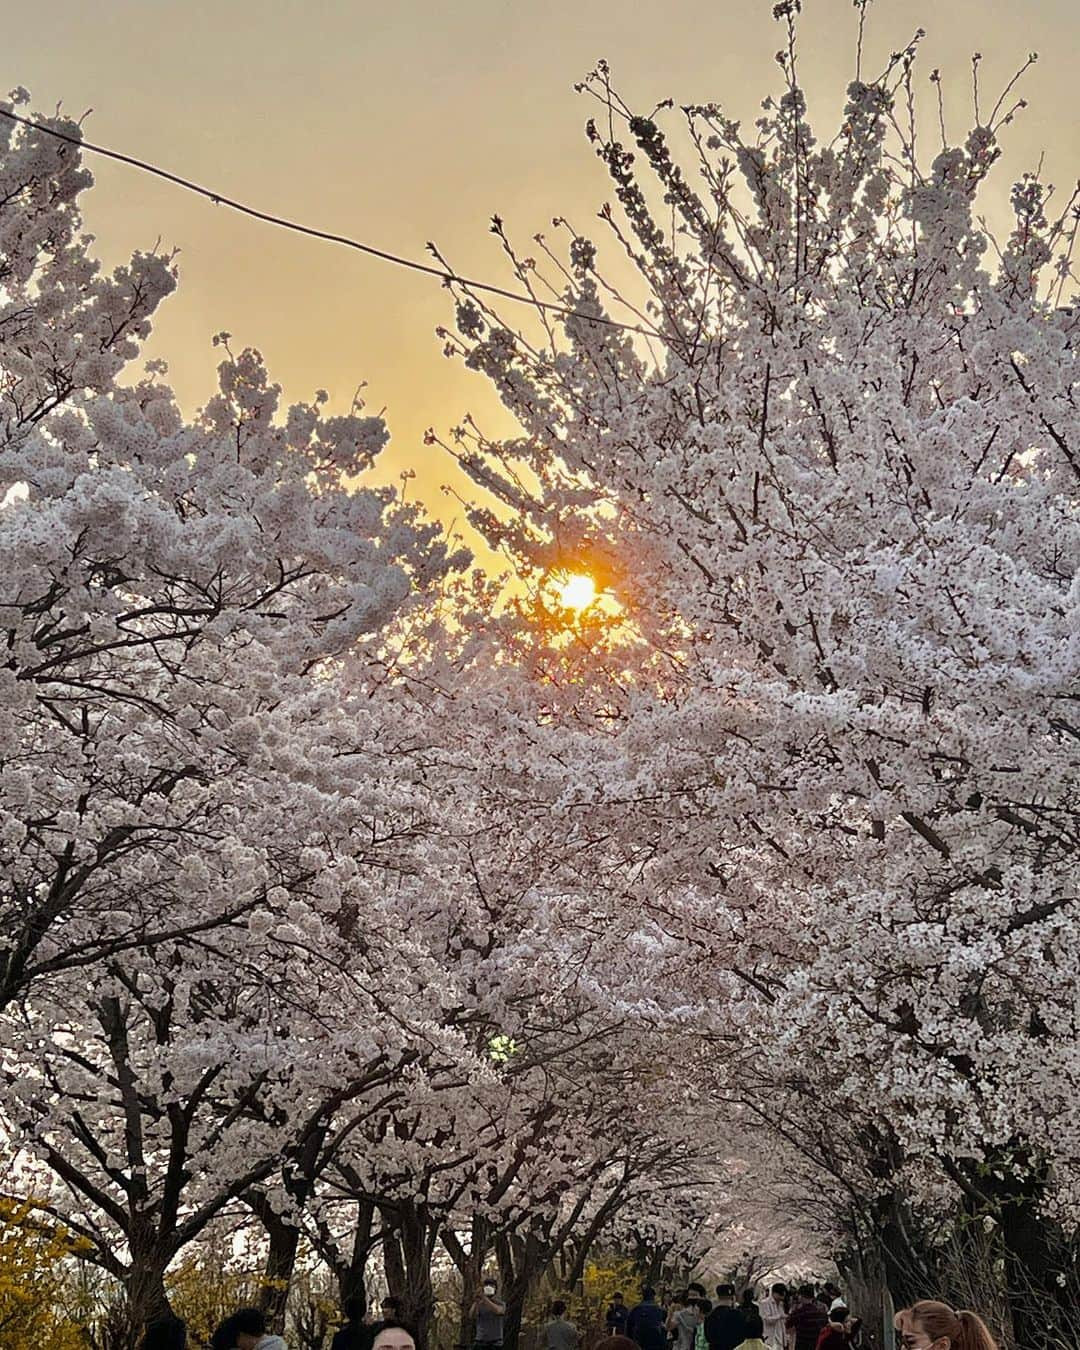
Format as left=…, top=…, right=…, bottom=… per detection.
left=1, top=5, right=1078, bottom=1348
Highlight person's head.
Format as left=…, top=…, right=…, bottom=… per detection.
left=210, top=1317, right=239, bottom=1350
left=797, top=1285, right=815, bottom=1302
left=373, top=1321, right=418, bottom=1350
left=824, top=1283, right=840, bottom=1299
left=612, top=1293, right=625, bottom=1306
left=343, top=1294, right=366, bottom=1324
left=771, top=1284, right=787, bottom=1300
left=481, top=1280, right=498, bottom=1299
left=742, top=1312, right=764, bottom=1340
left=551, top=1301, right=568, bottom=1318
left=231, top=1307, right=268, bottom=1350
left=714, top=1284, right=735, bottom=1305
left=894, top=1302, right=999, bottom=1350
left=641, top=1287, right=657, bottom=1303
left=142, top=1315, right=187, bottom=1350
left=828, top=1307, right=848, bottom=1326
left=672, top=1291, right=687, bottom=1308
left=693, top=1300, right=712, bottom=1317
left=383, top=1297, right=405, bottom=1318
left=687, top=1284, right=707, bottom=1300
left=740, top=1289, right=756, bottom=1307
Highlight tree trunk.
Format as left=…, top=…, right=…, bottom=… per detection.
left=382, top=1201, right=439, bottom=1350
left=125, top=1247, right=173, bottom=1348
left=444, top=1214, right=493, bottom=1350
left=249, top=1127, right=328, bottom=1330
left=496, top=1231, right=546, bottom=1350
left=249, top=1191, right=302, bottom=1330
left=341, top=1198, right=377, bottom=1305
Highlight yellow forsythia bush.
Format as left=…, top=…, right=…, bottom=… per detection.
left=0, top=1194, right=87, bottom=1350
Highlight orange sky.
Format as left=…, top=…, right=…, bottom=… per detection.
left=6, top=0, right=1078, bottom=545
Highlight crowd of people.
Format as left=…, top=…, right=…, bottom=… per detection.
left=135, top=1298, right=416, bottom=1350
left=599, top=1284, right=999, bottom=1350
left=133, top=1279, right=1001, bottom=1350
left=598, top=1282, right=854, bottom=1350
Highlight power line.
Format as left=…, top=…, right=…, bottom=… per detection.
left=0, top=106, right=655, bottom=338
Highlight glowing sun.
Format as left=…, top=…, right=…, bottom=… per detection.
left=555, top=572, right=597, bottom=611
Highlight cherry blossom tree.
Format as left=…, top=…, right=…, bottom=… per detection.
left=0, top=93, right=471, bottom=1015
left=0, top=92, right=491, bottom=1338
left=438, top=5, right=1079, bottom=1340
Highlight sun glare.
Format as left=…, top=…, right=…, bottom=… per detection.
left=555, top=573, right=597, bottom=611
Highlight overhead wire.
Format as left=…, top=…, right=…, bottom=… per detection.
left=0, top=106, right=656, bottom=338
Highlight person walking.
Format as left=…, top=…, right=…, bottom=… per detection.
left=786, top=1288, right=827, bottom=1350
left=814, top=1306, right=849, bottom=1350
left=735, top=1311, right=767, bottom=1350
left=332, top=1295, right=375, bottom=1350
left=627, top=1288, right=668, bottom=1350
left=543, top=1301, right=579, bottom=1350
left=210, top=1316, right=239, bottom=1350
left=231, top=1307, right=288, bottom=1350
left=607, top=1294, right=630, bottom=1337
left=669, top=1292, right=701, bottom=1350
left=704, top=1285, right=746, bottom=1350
left=893, top=1300, right=999, bottom=1350
left=141, top=1316, right=187, bottom=1350
left=758, top=1285, right=787, bottom=1350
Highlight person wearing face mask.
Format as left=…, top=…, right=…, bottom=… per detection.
left=473, top=1279, right=506, bottom=1350
left=893, top=1301, right=999, bottom=1350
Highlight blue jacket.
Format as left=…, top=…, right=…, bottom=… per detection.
left=626, top=1301, right=667, bottom=1350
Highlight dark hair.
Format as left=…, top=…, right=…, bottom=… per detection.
left=613, top=1292, right=624, bottom=1301
left=798, top=1285, right=815, bottom=1299
left=829, top=1307, right=849, bottom=1325
left=142, top=1315, right=187, bottom=1350
left=373, top=1321, right=418, bottom=1346
left=693, top=1300, right=712, bottom=1315
left=675, top=1291, right=689, bottom=1304
left=715, top=1284, right=735, bottom=1299
left=740, top=1290, right=756, bottom=1306
left=771, top=1284, right=787, bottom=1297
left=344, top=1295, right=366, bottom=1323
left=382, top=1297, right=405, bottom=1315
left=642, top=1287, right=657, bottom=1302
left=210, top=1316, right=239, bottom=1350
left=552, top=1301, right=568, bottom=1317
left=687, top=1284, right=707, bottom=1299
left=742, top=1312, right=764, bottom=1339
left=232, top=1308, right=268, bottom=1336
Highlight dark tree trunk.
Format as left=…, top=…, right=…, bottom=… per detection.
left=382, top=1201, right=439, bottom=1350
left=249, top=1127, right=328, bottom=1329
left=249, top=1191, right=302, bottom=1330
left=496, top=1231, right=547, bottom=1350
left=340, top=1198, right=377, bottom=1305
left=444, top=1214, right=493, bottom=1350
left=125, top=1244, right=173, bottom=1348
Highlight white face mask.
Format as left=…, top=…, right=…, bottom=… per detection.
left=484, top=1287, right=497, bottom=1297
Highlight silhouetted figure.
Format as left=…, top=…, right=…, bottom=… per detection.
left=333, top=1295, right=375, bottom=1350
left=627, top=1288, right=668, bottom=1350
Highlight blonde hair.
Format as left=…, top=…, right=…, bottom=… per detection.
left=894, top=1300, right=999, bottom=1350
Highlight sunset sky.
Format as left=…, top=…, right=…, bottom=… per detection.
left=7, top=0, right=1079, bottom=542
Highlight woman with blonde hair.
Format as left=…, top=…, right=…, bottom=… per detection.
left=894, top=1301, right=999, bottom=1350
